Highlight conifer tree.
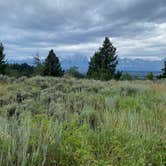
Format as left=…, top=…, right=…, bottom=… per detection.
left=44, top=49, right=63, bottom=76
left=0, top=43, right=6, bottom=74
left=87, top=37, right=118, bottom=80
left=34, top=53, right=41, bottom=66
left=34, top=53, right=44, bottom=76
left=162, top=61, right=166, bottom=78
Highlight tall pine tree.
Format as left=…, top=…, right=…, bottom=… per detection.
left=87, top=37, right=118, bottom=80
left=0, top=42, right=6, bottom=75
left=44, top=49, right=63, bottom=76
left=162, top=61, right=166, bottom=78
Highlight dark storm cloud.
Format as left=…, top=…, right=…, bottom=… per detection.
left=0, top=0, right=166, bottom=60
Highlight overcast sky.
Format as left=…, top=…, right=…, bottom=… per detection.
left=0, top=0, right=166, bottom=60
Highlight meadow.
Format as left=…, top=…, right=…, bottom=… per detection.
left=0, top=75, right=165, bottom=166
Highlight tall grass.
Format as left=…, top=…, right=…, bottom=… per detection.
left=0, top=76, right=165, bottom=165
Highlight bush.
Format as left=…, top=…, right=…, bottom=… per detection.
left=146, top=72, right=154, bottom=80
left=66, top=66, right=85, bottom=79
left=114, top=70, right=123, bottom=81
left=122, top=72, right=133, bottom=80
left=80, top=106, right=100, bottom=130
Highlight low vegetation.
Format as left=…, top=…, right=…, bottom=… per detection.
left=0, top=75, right=165, bottom=166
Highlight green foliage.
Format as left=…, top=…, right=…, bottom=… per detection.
left=0, top=76, right=166, bottom=165
left=122, top=72, right=133, bottom=80
left=146, top=72, right=154, bottom=80
left=162, top=61, right=166, bottom=78
left=0, top=44, right=64, bottom=78
left=44, top=49, right=64, bottom=77
left=158, top=61, right=166, bottom=79
left=114, top=70, right=123, bottom=81
left=33, top=54, right=45, bottom=76
left=0, top=43, right=6, bottom=75
left=87, top=37, right=118, bottom=80
left=80, top=106, right=100, bottom=130
left=66, top=66, right=85, bottom=78
left=6, top=63, right=34, bottom=77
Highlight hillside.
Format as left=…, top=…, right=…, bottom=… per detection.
left=0, top=76, right=165, bottom=165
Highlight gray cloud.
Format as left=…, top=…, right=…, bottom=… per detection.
left=0, top=0, right=166, bottom=60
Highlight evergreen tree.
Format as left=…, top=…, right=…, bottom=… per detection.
left=0, top=42, right=6, bottom=74
left=114, top=70, right=122, bottom=81
left=66, top=66, right=85, bottom=78
left=87, top=52, right=102, bottom=79
left=158, top=61, right=166, bottom=79
left=146, top=72, right=154, bottom=80
left=87, top=37, right=118, bottom=80
left=34, top=53, right=41, bottom=66
left=33, top=53, right=44, bottom=76
left=162, top=61, right=166, bottom=78
left=44, top=49, right=63, bottom=76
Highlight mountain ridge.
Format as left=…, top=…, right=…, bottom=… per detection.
left=8, top=55, right=164, bottom=72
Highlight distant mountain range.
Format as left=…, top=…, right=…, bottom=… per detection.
left=8, top=55, right=164, bottom=73
left=117, top=58, right=164, bottom=72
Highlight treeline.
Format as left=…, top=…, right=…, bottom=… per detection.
left=0, top=38, right=166, bottom=80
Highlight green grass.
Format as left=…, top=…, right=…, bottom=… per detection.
left=0, top=76, right=165, bottom=166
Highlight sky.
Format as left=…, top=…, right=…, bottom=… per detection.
left=0, top=0, right=166, bottom=61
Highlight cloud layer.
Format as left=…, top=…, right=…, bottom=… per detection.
left=0, top=0, right=166, bottom=60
